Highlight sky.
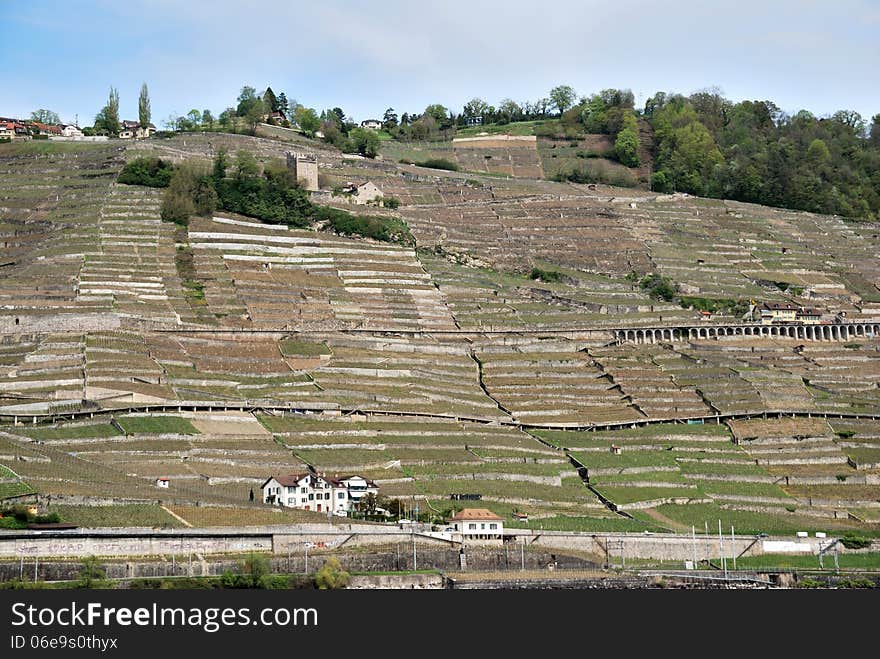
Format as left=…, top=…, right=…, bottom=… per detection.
left=1, top=0, right=878, bottom=127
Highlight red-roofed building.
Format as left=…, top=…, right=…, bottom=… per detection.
left=261, top=471, right=377, bottom=515
left=448, top=508, right=504, bottom=540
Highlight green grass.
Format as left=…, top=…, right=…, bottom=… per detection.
left=279, top=340, right=331, bottom=357
left=116, top=416, right=199, bottom=436
left=47, top=504, right=182, bottom=528
left=733, top=553, right=880, bottom=571
left=0, top=481, right=34, bottom=499
left=570, top=450, right=679, bottom=470
left=594, top=485, right=703, bottom=505
left=844, top=447, right=880, bottom=467
left=454, top=121, right=547, bottom=138
left=20, top=423, right=122, bottom=441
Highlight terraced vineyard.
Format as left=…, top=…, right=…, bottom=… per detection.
left=1, top=137, right=878, bottom=535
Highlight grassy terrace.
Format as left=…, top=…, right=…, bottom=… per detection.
left=116, top=416, right=200, bottom=435
left=47, top=504, right=182, bottom=528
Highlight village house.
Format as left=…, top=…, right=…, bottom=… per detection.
left=796, top=307, right=822, bottom=324
left=29, top=122, right=62, bottom=137
left=261, top=472, right=378, bottom=515
left=448, top=508, right=504, bottom=541
left=360, top=119, right=382, bottom=130
left=267, top=110, right=287, bottom=124
left=60, top=124, right=84, bottom=138
left=155, top=477, right=170, bottom=489
left=0, top=122, right=14, bottom=140
left=340, top=180, right=385, bottom=205
left=759, top=301, right=798, bottom=324
left=119, top=120, right=156, bottom=139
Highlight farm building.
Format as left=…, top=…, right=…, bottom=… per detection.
left=448, top=508, right=504, bottom=540
left=261, top=472, right=378, bottom=515
left=360, top=119, right=382, bottom=130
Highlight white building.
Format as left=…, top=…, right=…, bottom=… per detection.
left=448, top=508, right=504, bottom=541
left=261, top=472, right=378, bottom=515
left=360, top=119, right=382, bottom=130
left=155, top=477, right=170, bottom=489
left=61, top=125, right=84, bottom=138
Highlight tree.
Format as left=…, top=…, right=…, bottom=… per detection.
left=549, top=85, right=576, bottom=114
left=295, top=106, right=320, bottom=137
left=349, top=127, right=380, bottom=158
left=242, top=553, right=269, bottom=588
left=186, top=109, right=201, bottom=129
left=236, top=86, right=259, bottom=116
left=314, top=557, right=349, bottom=589
left=263, top=87, right=279, bottom=113
left=870, top=114, right=880, bottom=148
left=234, top=150, right=260, bottom=179
left=201, top=109, right=214, bottom=128
left=75, top=556, right=106, bottom=589
left=160, top=162, right=215, bottom=225
left=244, top=99, right=266, bottom=134
left=277, top=93, right=289, bottom=117
left=498, top=98, right=522, bottom=124
left=356, top=492, right=379, bottom=515
left=423, top=103, right=450, bottom=128
left=30, top=109, right=60, bottom=124
left=138, top=83, right=151, bottom=128
left=614, top=112, right=641, bottom=167
left=382, top=107, right=398, bottom=130
left=463, top=97, right=488, bottom=120
left=95, top=87, right=120, bottom=135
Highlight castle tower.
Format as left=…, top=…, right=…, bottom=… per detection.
left=286, top=152, right=319, bottom=191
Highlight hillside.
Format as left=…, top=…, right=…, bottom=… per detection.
left=1, top=136, right=879, bottom=537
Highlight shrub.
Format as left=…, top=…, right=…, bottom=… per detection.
left=417, top=158, right=459, bottom=171
left=530, top=267, right=563, bottom=283
left=613, top=113, right=641, bottom=167
left=118, top=156, right=175, bottom=187
left=75, top=556, right=107, bottom=589
left=798, top=578, right=824, bottom=589
left=315, top=557, right=349, bottom=590
left=840, top=534, right=872, bottom=550
left=383, top=196, right=401, bottom=209
left=639, top=273, right=677, bottom=301
left=316, top=207, right=412, bottom=244
left=652, top=170, right=673, bottom=193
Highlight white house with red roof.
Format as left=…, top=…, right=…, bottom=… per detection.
left=448, top=508, right=504, bottom=541
left=261, top=472, right=378, bottom=515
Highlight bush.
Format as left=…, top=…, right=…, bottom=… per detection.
left=417, top=158, right=459, bottom=171
left=840, top=534, right=872, bottom=550
left=75, top=556, right=107, bottom=589
left=118, top=156, right=175, bottom=187
left=529, top=267, right=563, bottom=283
left=640, top=273, right=677, bottom=301
left=651, top=170, right=673, bottom=193
left=316, top=207, right=412, bottom=244
left=315, top=557, right=349, bottom=590
left=383, top=196, right=401, bottom=209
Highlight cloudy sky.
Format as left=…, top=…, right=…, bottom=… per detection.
left=1, top=0, right=878, bottom=126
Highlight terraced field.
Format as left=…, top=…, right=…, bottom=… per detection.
left=1, top=137, right=878, bottom=533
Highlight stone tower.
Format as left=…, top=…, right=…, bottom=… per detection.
left=286, top=152, right=319, bottom=191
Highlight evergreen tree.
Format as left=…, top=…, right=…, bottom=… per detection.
left=138, top=83, right=151, bottom=128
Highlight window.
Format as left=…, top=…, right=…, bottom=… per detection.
left=468, top=523, right=476, bottom=530
left=338, top=492, right=345, bottom=499
left=308, top=493, right=314, bottom=501
left=300, top=487, right=307, bottom=493
left=490, top=523, right=497, bottom=530
left=287, top=498, right=295, bottom=505
left=480, top=523, right=485, bottom=530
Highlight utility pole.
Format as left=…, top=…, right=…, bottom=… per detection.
left=731, top=526, right=736, bottom=571
left=692, top=525, right=697, bottom=568
left=305, top=543, right=309, bottom=573
left=718, top=519, right=727, bottom=579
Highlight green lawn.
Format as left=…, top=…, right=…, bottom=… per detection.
left=20, top=423, right=122, bottom=441
left=594, top=485, right=703, bottom=506
left=570, top=450, right=678, bottom=470
left=506, top=515, right=661, bottom=533
left=116, top=416, right=199, bottom=435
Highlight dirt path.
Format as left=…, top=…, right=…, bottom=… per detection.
left=161, top=505, right=193, bottom=528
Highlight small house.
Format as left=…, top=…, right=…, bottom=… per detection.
left=448, top=508, right=503, bottom=540
left=610, top=444, right=622, bottom=455
left=512, top=512, right=528, bottom=523
left=118, top=129, right=134, bottom=139
left=796, top=307, right=822, bottom=325
left=352, top=181, right=384, bottom=205
left=360, top=119, right=382, bottom=130
left=155, top=477, right=170, bottom=488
